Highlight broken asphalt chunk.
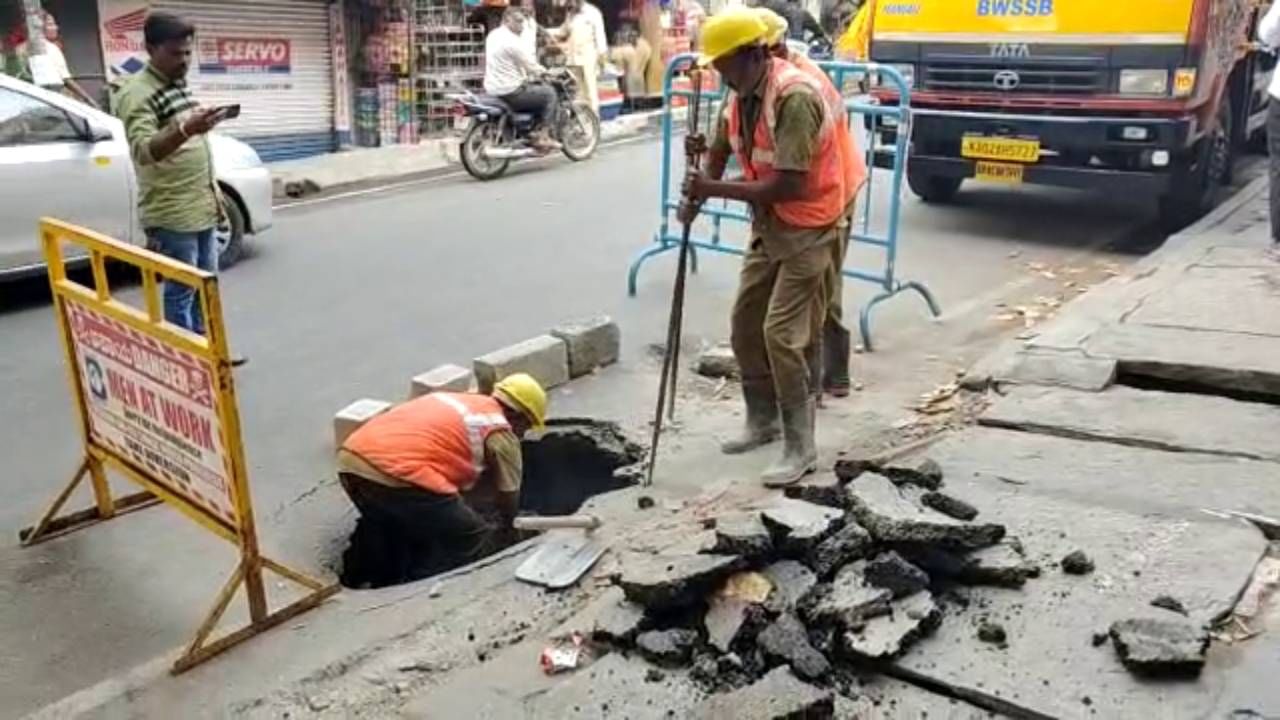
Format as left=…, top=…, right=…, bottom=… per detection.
left=1150, top=595, right=1189, bottom=616
left=636, top=629, right=699, bottom=668
left=783, top=475, right=851, bottom=510
left=977, top=621, right=1008, bottom=646
left=761, top=561, right=818, bottom=615
left=806, top=521, right=873, bottom=580
left=847, top=474, right=1005, bottom=551
left=618, top=553, right=743, bottom=612
left=864, top=551, right=931, bottom=599
left=920, top=491, right=979, bottom=521
left=837, top=457, right=946, bottom=491
left=696, top=343, right=739, bottom=379
left=757, top=612, right=831, bottom=681
left=697, top=667, right=834, bottom=720
left=707, top=512, right=773, bottom=560
left=799, top=561, right=892, bottom=630
left=840, top=590, right=941, bottom=660
left=1061, top=549, right=1095, bottom=575
left=956, top=541, right=1041, bottom=588
left=761, top=499, right=844, bottom=557
left=555, top=587, right=647, bottom=644
left=1109, top=618, right=1208, bottom=678
left=705, top=595, right=768, bottom=654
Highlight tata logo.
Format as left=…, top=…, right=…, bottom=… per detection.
left=993, top=70, right=1021, bottom=91
left=977, top=0, right=1054, bottom=16
left=991, top=43, right=1031, bottom=59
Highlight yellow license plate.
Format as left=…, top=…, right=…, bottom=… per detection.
left=961, top=136, right=1041, bottom=163
left=974, top=161, right=1024, bottom=185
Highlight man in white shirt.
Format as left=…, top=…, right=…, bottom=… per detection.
left=485, top=7, right=557, bottom=148
left=553, top=0, right=607, bottom=113
left=20, top=11, right=98, bottom=107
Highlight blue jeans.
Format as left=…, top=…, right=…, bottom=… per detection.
left=147, top=227, right=217, bottom=334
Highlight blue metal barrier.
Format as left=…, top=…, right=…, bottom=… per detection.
left=626, top=53, right=941, bottom=351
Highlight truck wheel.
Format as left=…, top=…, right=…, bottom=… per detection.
left=1158, top=100, right=1232, bottom=232
left=907, top=169, right=963, bottom=203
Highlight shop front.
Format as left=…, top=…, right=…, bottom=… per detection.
left=97, top=0, right=340, bottom=160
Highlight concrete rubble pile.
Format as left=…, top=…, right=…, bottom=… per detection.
left=583, top=457, right=1053, bottom=714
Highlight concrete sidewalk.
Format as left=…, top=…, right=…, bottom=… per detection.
left=908, top=177, right=1280, bottom=717
left=270, top=109, right=669, bottom=200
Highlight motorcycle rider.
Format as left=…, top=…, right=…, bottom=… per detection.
left=484, top=6, right=558, bottom=151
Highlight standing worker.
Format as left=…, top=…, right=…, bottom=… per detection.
left=336, top=374, right=547, bottom=588
left=114, top=13, right=245, bottom=365
left=680, top=8, right=853, bottom=487
left=554, top=0, right=608, bottom=113
left=757, top=7, right=866, bottom=397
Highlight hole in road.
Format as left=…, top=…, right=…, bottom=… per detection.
left=1115, top=362, right=1280, bottom=406
left=337, top=418, right=642, bottom=589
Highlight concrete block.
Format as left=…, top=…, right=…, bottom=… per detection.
left=333, top=399, right=392, bottom=447
left=409, top=363, right=475, bottom=398
left=550, top=316, right=620, bottom=378
left=473, top=335, right=569, bottom=394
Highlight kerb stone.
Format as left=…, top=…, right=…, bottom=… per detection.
left=409, top=364, right=474, bottom=397
left=551, top=316, right=620, bottom=378
left=333, top=399, right=391, bottom=447
left=473, top=335, right=569, bottom=393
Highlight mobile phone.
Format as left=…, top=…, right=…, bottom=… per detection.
left=215, top=104, right=242, bottom=120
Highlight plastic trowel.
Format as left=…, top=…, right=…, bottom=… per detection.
left=512, top=514, right=605, bottom=589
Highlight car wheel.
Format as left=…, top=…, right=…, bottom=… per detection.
left=216, top=191, right=246, bottom=268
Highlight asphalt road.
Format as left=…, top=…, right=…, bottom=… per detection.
left=0, top=135, right=1230, bottom=714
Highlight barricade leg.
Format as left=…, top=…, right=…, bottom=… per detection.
left=857, top=281, right=944, bottom=352
left=19, top=457, right=160, bottom=546
left=629, top=236, right=675, bottom=297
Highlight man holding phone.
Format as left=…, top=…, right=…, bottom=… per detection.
left=113, top=12, right=244, bottom=363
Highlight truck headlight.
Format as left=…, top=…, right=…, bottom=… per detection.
left=1119, top=69, right=1169, bottom=96
left=873, top=63, right=915, bottom=91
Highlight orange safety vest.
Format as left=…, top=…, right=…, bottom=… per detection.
left=726, top=57, right=847, bottom=229
left=789, top=52, right=867, bottom=204
left=343, top=392, right=511, bottom=495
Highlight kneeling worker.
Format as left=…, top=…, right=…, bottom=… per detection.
left=337, top=374, right=547, bottom=587
left=681, top=8, right=852, bottom=486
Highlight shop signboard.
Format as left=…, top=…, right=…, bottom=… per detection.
left=98, top=0, right=148, bottom=80
left=197, top=37, right=292, bottom=75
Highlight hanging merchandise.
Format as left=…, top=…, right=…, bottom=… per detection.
left=414, top=0, right=486, bottom=137
left=354, top=0, right=418, bottom=147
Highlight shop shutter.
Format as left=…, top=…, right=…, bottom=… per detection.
left=154, top=0, right=335, bottom=160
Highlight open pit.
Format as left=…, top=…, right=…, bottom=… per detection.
left=337, top=418, right=641, bottom=589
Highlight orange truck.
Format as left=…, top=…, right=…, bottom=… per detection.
left=867, top=0, right=1274, bottom=227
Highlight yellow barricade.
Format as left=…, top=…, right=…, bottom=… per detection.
left=22, top=218, right=338, bottom=673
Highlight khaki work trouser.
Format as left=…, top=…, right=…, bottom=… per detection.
left=731, top=235, right=838, bottom=409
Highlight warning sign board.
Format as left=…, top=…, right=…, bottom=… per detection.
left=67, top=300, right=237, bottom=527
left=25, top=219, right=336, bottom=674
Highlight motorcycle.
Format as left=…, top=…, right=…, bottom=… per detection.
left=453, top=68, right=602, bottom=181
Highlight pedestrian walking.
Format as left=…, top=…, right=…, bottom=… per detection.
left=680, top=8, right=858, bottom=486
left=113, top=12, right=244, bottom=362
left=1259, top=3, right=1280, bottom=247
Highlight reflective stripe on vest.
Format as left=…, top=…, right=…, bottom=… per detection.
left=432, top=392, right=509, bottom=476
left=725, top=58, right=847, bottom=228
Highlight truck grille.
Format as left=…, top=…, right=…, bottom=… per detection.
left=922, top=60, right=1106, bottom=94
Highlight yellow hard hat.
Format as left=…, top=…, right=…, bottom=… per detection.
left=754, top=7, right=788, bottom=45
left=494, top=373, right=547, bottom=430
left=698, top=7, right=769, bottom=65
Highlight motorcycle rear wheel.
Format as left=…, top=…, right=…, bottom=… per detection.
left=460, top=121, right=511, bottom=181
left=560, top=102, right=601, bottom=162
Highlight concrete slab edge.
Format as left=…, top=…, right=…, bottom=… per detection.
left=962, top=176, right=1269, bottom=391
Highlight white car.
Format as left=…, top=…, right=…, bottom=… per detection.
left=0, top=74, right=272, bottom=280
